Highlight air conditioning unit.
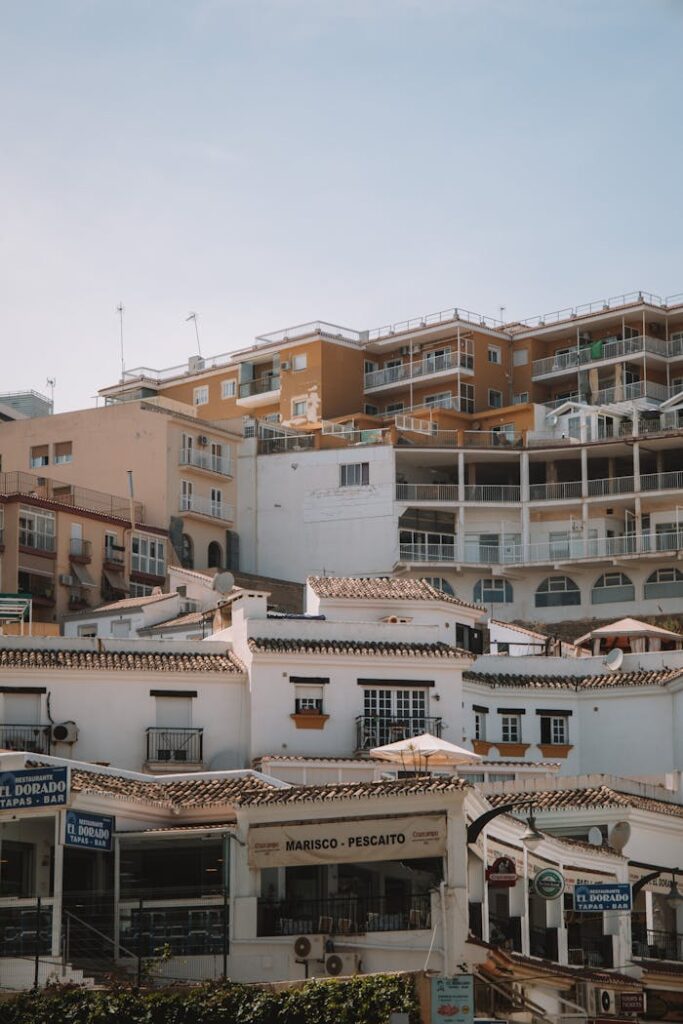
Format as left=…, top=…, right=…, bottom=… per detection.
left=59, top=574, right=75, bottom=587
left=51, top=721, right=79, bottom=744
left=293, top=935, right=326, bottom=961
left=593, top=988, right=618, bottom=1016
left=197, top=435, right=209, bottom=446
left=325, top=952, right=361, bottom=976
left=281, top=361, right=292, bottom=371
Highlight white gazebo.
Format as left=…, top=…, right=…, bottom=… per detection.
left=575, top=617, right=683, bottom=655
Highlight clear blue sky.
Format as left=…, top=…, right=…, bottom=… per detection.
left=2, top=0, right=682, bottom=411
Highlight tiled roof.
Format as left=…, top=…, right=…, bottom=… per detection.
left=71, top=769, right=277, bottom=809
left=0, top=648, right=244, bottom=674
left=141, top=610, right=211, bottom=632
left=464, top=669, right=682, bottom=690
left=248, top=637, right=473, bottom=659
left=255, top=755, right=560, bottom=768
left=66, top=592, right=174, bottom=617
left=503, top=950, right=642, bottom=987
left=637, top=959, right=683, bottom=976
left=487, top=785, right=683, bottom=819
left=236, top=775, right=469, bottom=806
left=307, top=575, right=484, bottom=611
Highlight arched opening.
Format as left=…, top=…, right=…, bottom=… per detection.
left=208, top=541, right=223, bottom=570
left=535, top=575, right=580, bottom=608
left=180, top=534, right=194, bottom=570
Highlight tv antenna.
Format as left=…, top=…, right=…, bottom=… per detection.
left=46, top=378, right=56, bottom=412
left=186, top=312, right=202, bottom=357
left=116, top=303, right=125, bottom=380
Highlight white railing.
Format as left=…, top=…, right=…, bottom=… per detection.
left=368, top=307, right=504, bottom=341
left=364, top=350, right=471, bottom=390
left=180, top=495, right=234, bottom=522
left=399, top=543, right=457, bottom=563
left=394, top=415, right=436, bottom=435
left=593, top=380, right=669, bottom=405
left=529, top=481, right=582, bottom=501
left=179, top=447, right=232, bottom=476
left=587, top=475, right=635, bottom=497
left=463, top=484, right=521, bottom=502
left=640, top=469, right=683, bottom=493
left=520, top=291, right=664, bottom=329
left=461, top=431, right=523, bottom=449
left=396, top=483, right=458, bottom=502
left=526, top=431, right=580, bottom=447
left=531, top=336, right=667, bottom=379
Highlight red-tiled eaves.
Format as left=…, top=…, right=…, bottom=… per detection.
left=0, top=649, right=244, bottom=674
left=487, top=786, right=683, bottom=819
left=248, top=638, right=473, bottom=659
left=464, top=669, right=682, bottom=690
left=236, top=776, right=470, bottom=807
left=307, top=575, right=485, bottom=612
left=70, top=769, right=276, bottom=809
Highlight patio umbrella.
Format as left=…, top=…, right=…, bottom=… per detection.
left=369, top=732, right=482, bottom=774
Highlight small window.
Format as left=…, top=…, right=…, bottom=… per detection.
left=501, top=714, right=521, bottom=743
left=488, top=346, right=501, bottom=365
left=535, top=576, right=580, bottom=608
left=474, top=579, right=513, bottom=604
left=29, top=445, right=49, bottom=468
left=385, top=402, right=405, bottom=414
left=111, top=619, right=131, bottom=638
left=512, top=349, right=528, bottom=366
left=424, top=392, right=452, bottom=408
left=193, top=385, right=209, bottom=406
left=645, top=567, right=683, bottom=599
left=292, top=399, right=307, bottom=417
left=294, top=685, right=324, bottom=715
left=513, top=392, right=529, bottom=405
left=129, top=582, right=154, bottom=598
left=540, top=716, right=568, bottom=745
left=364, top=360, right=379, bottom=374
left=488, top=389, right=503, bottom=409
left=591, top=572, right=634, bottom=605
left=459, top=383, right=474, bottom=414
left=340, top=463, right=369, bottom=487
left=422, top=576, right=455, bottom=597
left=292, top=353, right=308, bottom=371
left=221, top=379, right=236, bottom=399
left=54, top=441, right=73, bottom=464
left=364, top=403, right=379, bottom=416
left=77, top=624, right=97, bottom=638
left=474, top=711, right=487, bottom=741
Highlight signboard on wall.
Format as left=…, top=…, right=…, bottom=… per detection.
left=574, top=883, right=632, bottom=912
left=486, top=856, right=517, bottom=888
left=431, top=974, right=474, bottom=1024
left=249, top=814, right=446, bottom=868
left=532, top=868, right=565, bottom=900
left=64, top=810, right=114, bottom=852
left=0, top=767, right=68, bottom=810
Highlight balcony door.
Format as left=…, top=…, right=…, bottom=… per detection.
left=363, top=688, right=427, bottom=745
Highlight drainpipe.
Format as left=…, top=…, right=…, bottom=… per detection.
left=440, top=880, right=449, bottom=976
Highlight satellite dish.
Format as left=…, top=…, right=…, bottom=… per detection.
left=603, top=648, right=623, bottom=672
left=609, top=821, right=631, bottom=853
left=588, top=827, right=603, bottom=847
left=212, top=571, right=235, bottom=594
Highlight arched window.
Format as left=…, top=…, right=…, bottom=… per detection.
left=208, top=541, right=223, bottom=570
left=474, top=579, right=513, bottom=604
left=591, top=572, right=634, bottom=605
left=535, top=576, right=580, bottom=608
left=645, top=567, right=683, bottom=600
left=180, top=534, right=194, bottom=570
left=422, top=576, right=455, bottom=597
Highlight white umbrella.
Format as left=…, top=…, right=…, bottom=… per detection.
left=370, top=732, right=482, bottom=772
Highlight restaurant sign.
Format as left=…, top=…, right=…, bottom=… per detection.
left=486, top=856, right=517, bottom=888
left=574, top=883, right=632, bottom=912
left=64, top=810, right=114, bottom=852
left=431, top=974, right=474, bottom=1024
left=249, top=814, right=446, bottom=868
left=0, top=767, right=68, bottom=810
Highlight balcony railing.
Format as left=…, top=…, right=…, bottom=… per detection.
left=2, top=472, right=143, bottom=523
left=567, top=933, right=613, bottom=968
left=365, top=350, right=471, bottom=390
left=396, top=482, right=458, bottom=502
left=641, top=469, right=683, bottom=493
left=464, top=484, right=521, bottom=502
left=356, top=715, right=442, bottom=751
left=529, top=925, right=559, bottom=961
left=532, top=335, right=668, bottom=379
left=461, top=431, right=523, bottom=449
left=632, top=925, right=683, bottom=962
left=238, top=376, right=280, bottom=399
left=179, top=447, right=232, bottom=477
left=257, top=433, right=316, bottom=454
left=0, top=724, right=51, bottom=754
left=529, top=480, right=583, bottom=501
left=587, top=474, right=635, bottom=497
left=180, top=495, right=234, bottom=522
left=399, top=543, right=456, bottom=563
left=69, top=538, right=92, bottom=560
left=19, top=531, right=56, bottom=553
left=593, top=379, right=669, bottom=405
left=103, top=546, right=125, bottom=566
left=145, top=727, right=204, bottom=765
left=257, top=892, right=432, bottom=937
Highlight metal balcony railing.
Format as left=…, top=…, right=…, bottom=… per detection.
left=69, top=538, right=92, bottom=560
left=257, top=892, right=432, bottom=937
left=593, top=380, right=669, bottom=405
left=641, top=469, right=683, bottom=493
left=587, top=475, right=635, bottom=497
left=3, top=471, right=143, bottom=523
left=0, top=724, right=51, bottom=755
left=179, top=447, right=232, bottom=477
left=103, top=546, right=125, bottom=565
left=257, top=433, right=315, bottom=454
left=463, top=484, right=521, bottom=502
left=461, top=431, right=523, bottom=449
left=532, top=335, right=668, bottom=379
left=180, top=495, right=234, bottom=522
left=238, top=376, right=280, bottom=399
left=567, top=933, right=613, bottom=967
left=364, top=350, right=471, bottom=390
left=396, top=482, right=458, bottom=502
left=145, top=727, right=204, bottom=764
left=399, top=543, right=457, bottom=563
left=632, top=925, right=683, bottom=961
left=529, top=480, right=582, bottom=501
left=355, top=715, right=442, bottom=751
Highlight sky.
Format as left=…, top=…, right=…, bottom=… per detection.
left=1, top=0, right=683, bottom=412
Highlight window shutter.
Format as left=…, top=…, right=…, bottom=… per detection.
left=540, top=717, right=551, bottom=744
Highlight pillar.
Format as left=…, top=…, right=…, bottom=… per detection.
left=633, top=442, right=641, bottom=492
left=581, top=448, right=588, bottom=498
left=51, top=812, right=64, bottom=957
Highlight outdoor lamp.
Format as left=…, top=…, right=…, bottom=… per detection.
left=520, top=811, right=544, bottom=852
left=666, top=875, right=683, bottom=909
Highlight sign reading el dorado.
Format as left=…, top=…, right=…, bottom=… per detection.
left=249, top=814, right=446, bottom=868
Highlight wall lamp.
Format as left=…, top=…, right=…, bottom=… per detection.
left=467, top=803, right=544, bottom=851
left=630, top=860, right=683, bottom=905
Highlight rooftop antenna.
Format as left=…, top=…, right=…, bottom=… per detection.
left=46, top=378, right=56, bottom=413
left=499, top=306, right=506, bottom=323
left=116, top=303, right=125, bottom=380
left=186, top=312, right=202, bottom=357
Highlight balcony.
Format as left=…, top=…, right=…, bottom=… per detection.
left=462, top=431, right=523, bottom=449
left=103, top=545, right=125, bottom=567
left=531, top=335, right=668, bottom=381
left=593, top=379, right=669, bottom=405
left=567, top=933, right=613, bottom=968
left=364, top=350, right=472, bottom=392
left=18, top=574, right=56, bottom=605
left=179, top=447, right=232, bottom=477
left=18, top=531, right=55, bottom=555
left=145, top=727, right=203, bottom=767
left=2, top=471, right=143, bottom=523
left=399, top=542, right=456, bottom=564
left=356, top=715, right=442, bottom=751
left=69, top=538, right=92, bottom=562
left=257, top=433, right=316, bottom=454
left=641, top=469, right=683, bottom=493
left=257, top=892, right=432, bottom=937
left=587, top=475, right=635, bottom=497
left=632, top=925, right=683, bottom=961
left=397, top=482, right=458, bottom=503
left=236, top=375, right=281, bottom=408
left=180, top=494, right=234, bottom=523
left=529, top=480, right=582, bottom=501
left=464, top=484, right=520, bottom=503
left=0, top=724, right=51, bottom=754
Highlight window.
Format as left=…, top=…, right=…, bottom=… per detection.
left=181, top=479, right=193, bottom=510
left=422, top=576, right=455, bottom=597
left=131, top=534, right=166, bottom=576
left=29, top=445, right=49, bottom=468
left=488, top=389, right=503, bottom=409
left=539, top=715, right=568, bottom=745
left=208, top=540, right=222, bottom=569
left=54, top=441, right=72, bottom=464
left=474, top=708, right=487, bottom=741
left=488, top=345, right=501, bottom=365
left=500, top=714, right=522, bottom=743
left=474, top=579, right=513, bottom=604
left=513, top=392, right=529, bottom=404
left=19, top=507, right=55, bottom=552
left=645, top=567, right=683, bottom=600
left=292, top=399, right=306, bottom=417
left=424, top=392, right=452, bottom=408
left=294, top=685, right=324, bottom=715
left=129, top=582, right=154, bottom=598
left=111, top=619, right=131, bottom=638
left=591, top=572, right=634, bottom=605
left=364, top=403, right=379, bottom=416
left=210, top=488, right=222, bottom=515
left=180, top=534, right=194, bottom=569
left=385, top=402, right=405, bottom=414
left=459, top=382, right=474, bottom=413
left=512, top=349, right=528, bottom=366
left=263, top=413, right=281, bottom=424
left=221, top=379, right=236, bottom=399
left=0, top=841, right=34, bottom=897
left=364, top=360, right=378, bottom=374
left=77, top=624, right=97, bottom=638
left=291, top=353, right=308, bottom=371
left=535, top=576, right=580, bottom=608
left=362, top=688, right=428, bottom=745
left=340, top=463, right=369, bottom=487
left=193, top=385, right=209, bottom=406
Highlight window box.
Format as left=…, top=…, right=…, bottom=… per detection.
left=494, top=742, right=530, bottom=757
left=471, top=739, right=494, bottom=755
left=290, top=711, right=330, bottom=730
left=538, top=743, right=573, bottom=758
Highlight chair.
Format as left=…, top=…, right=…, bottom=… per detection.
left=337, top=918, right=353, bottom=935
left=318, top=915, right=333, bottom=934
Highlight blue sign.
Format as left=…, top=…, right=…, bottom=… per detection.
left=0, top=767, right=68, bottom=810
left=65, top=810, right=114, bottom=852
left=432, top=975, right=474, bottom=1024
left=574, top=883, right=632, bottom=912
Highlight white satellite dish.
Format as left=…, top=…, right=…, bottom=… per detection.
left=212, top=571, right=235, bottom=594
left=588, top=826, right=603, bottom=847
left=603, top=648, right=623, bottom=672
left=609, top=821, right=631, bottom=853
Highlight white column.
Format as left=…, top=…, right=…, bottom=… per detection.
left=457, top=506, right=465, bottom=562
left=457, top=452, right=465, bottom=502
left=581, top=447, right=588, bottom=498
left=113, top=835, right=121, bottom=958
left=51, top=812, right=64, bottom=957
left=633, top=441, right=641, bottom=491
left=521, top=848, right=530, bottom=956
left=444, top=807, right=469, bottom=974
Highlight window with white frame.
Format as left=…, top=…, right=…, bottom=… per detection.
left=539, top=713, right=569, bottom=745
left=500, top=713, right=522, bottom=743
left=362, top=688, right=428, bottom=745
left=129, top=582, right=154, bottom=598
left=77, top=624, right=97, bottom=638
left=512, top=349, right=528, bottom=366
left=111, top=619, right=132, bottom=639
left=424, top=392, right=452, bottom=408
left=181, top=479, right=193, bottom=510
left=292, top=353, right=308, bottom=371
left=340, top=462, right=369, bottom=487
left=474, top=707, right=487, bottom=741
left=513, top=392, right=529, bottom=404
left=29, top=445, right=49, bottom=468
left=488, top=345, right=501, bottom=364
left=193, top=385, right=209, bottom=406
left=221, top=379, right=236, bottom=399
left=645, top=567, right=683, bottom=599
left=535, top=575, right=580, bottom=608
left=364, top=360, right=378, bottom=374
left=210, top=487, right=222, bottom=513
left=364, top=403, right=379, bottom=415
left=292, top=399, right=306, bottom=417
left=459, top=382, right=474, bottom=413
left=19, top=507, right=55, bottom=551
left=131, top=534, right=166, bottom=576
left=385, top=401, right=405, bottom=414
left=54, top=441, right=72, bottom=464
left=422, top=576, right=455, bottom=597
left=473, top=578, right=513, bottom=604
left=591, top=572, right=634, bottom=604
left=294, top=684, right=324, bottom=714
left=488, top=388, right=503, bottom=409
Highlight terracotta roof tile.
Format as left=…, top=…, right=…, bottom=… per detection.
left=66, top=592, right=175, bottom=617
left=236, top=775, right=470, bottom=806
left=487, top=785, right=683, bottom=819
left=464, top=669, right=682, bottom=690
left=248, top=637, right=473, bottom=659
left=0, top=648, right=244, bottom=674
left=307, top=575, right=484, bottom=612
left=70, top=768, right=276, bottom=809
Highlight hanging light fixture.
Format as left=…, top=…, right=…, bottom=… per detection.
left=666, top=874, right=683, bottom=909
left=520, top=810, right=544, bottom=852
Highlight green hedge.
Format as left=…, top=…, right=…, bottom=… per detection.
left=1, top=973, right=420, bottom=1024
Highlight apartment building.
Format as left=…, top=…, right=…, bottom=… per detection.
left=0, top=400, right=240, bottom=603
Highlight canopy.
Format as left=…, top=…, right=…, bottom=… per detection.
left=370, top=732, right=482, bottom=768
left=575, top=617, right=683, bottom=645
